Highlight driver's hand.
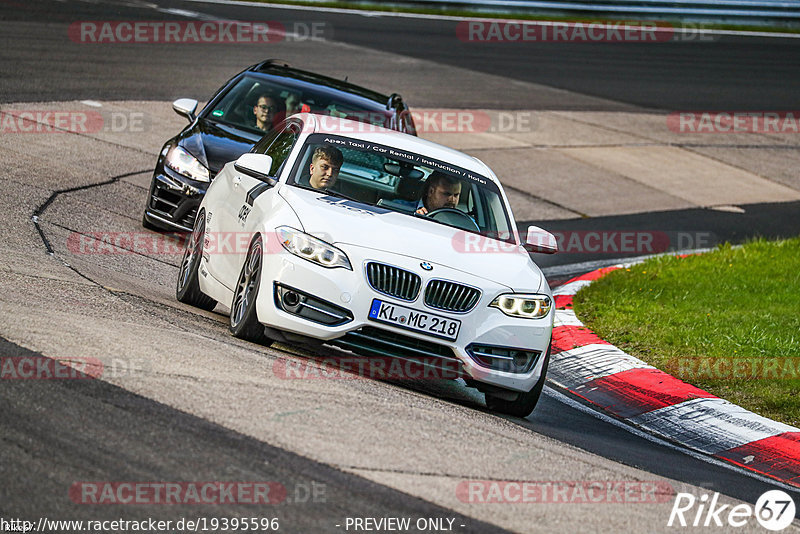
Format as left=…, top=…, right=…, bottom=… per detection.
left=415, top=206, right=428, bottom=215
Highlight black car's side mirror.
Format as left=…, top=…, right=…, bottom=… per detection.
left=172, top=98, right=198, bottom=122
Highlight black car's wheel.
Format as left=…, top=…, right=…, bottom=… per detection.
left=230, top=235, right=272, bottom=345
left=176, top=210, right=217, bottom=311
left=485, top=344, right=551, bottom=418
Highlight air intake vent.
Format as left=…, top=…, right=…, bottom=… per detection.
left=424, top=280, right=481, bottom=313
left=366, top=262, right=421, bottom=301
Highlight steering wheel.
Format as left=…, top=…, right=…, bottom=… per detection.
left=426, top=208, right=480, bottom=232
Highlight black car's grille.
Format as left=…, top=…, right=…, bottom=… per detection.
left=366, top=262, right=421, bottom=301
left=149, top=180, right=200, bottom=231
left=424, top=280, right=481, bottom=313
left=150, top=185, right=182, bottom=213
left=181, top=206, right=198, bottom=229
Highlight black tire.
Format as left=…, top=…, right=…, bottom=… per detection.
left=229, top=235, right=272, bottom=345
left=142, top=212, right=161, bottom=231
left=485, top=344, right=551, bottom=418
left=175, top=210, right=217, bottom=311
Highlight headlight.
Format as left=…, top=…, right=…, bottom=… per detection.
left=490, top=294, right=551, bottom=319
left=164, top=146, right=210, bottom=182
left=276, top=226, right=352, bottom=270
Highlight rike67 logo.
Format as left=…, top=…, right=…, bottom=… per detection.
left=668, top=490, right=796, bottom=530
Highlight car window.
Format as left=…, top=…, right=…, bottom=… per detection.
left=288, top=134, right=515, bottom=243
left=250, top=126, right=283, bottom=154
left=203, top=75, right=392, bottom=135
left=252, top=121, right=301, bottom=177
left=264, top=123, right=301, bottom=176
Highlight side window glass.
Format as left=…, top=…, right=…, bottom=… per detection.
left=265, top=121, right=301, bottom=176
left=251, top=127, right=282, bottom=155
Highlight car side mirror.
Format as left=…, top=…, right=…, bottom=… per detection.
left=172, top=98, right=198, bottom=122
left=234, top=153, right=274, bottom=182
left=524, top=225, right=558, bottom=254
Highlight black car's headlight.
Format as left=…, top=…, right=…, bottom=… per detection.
left=490, top=294, right=552, bottom=319
left=276, top=226, right=352, bottom=270
left=164, top=146, right=210, bottom=183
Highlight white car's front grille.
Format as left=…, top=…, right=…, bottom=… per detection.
left=366, top=262, right=422, bottom=301
left=424, top=280, right=481, bottom=313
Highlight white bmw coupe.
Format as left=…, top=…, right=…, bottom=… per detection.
left=176, top=113, right=558, bottom=417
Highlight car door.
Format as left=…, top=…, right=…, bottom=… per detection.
left=221, top=120, right=303, bottom=285
left=203, top=126, right=280, bottom=287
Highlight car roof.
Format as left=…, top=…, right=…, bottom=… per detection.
left=245, top=62, right=391, bottom=112
left=298, top=113, right=497, bottom=181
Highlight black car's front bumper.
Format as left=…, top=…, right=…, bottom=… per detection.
left=144, top=166, right=209, bottom=232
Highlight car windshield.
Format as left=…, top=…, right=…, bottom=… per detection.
left=203, top=75, right=391, bottom=135
left=288, top=134, right=515, bottom=243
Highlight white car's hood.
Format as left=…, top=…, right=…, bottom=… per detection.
left=278, top=186, right=543, bottom=292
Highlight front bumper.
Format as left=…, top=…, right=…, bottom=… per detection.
left=144, top=167, right=209, bottom=231
left=255, top=245, right=553, bottom=393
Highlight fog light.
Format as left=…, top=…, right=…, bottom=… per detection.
left=466, top=344, right=541, bottom=374
left=273, top=283, right=353, bottom=326
left=282, top=290, right=301, bottom=307
left=512, top=351, right=529, bottom=368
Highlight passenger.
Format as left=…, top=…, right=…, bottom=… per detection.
left=285, top=92, right=308, bottom=116
left=309, top=145, right=343, bottom=189
left=253, top=94, right=279, bottom=132
left=416, top=171, right=462, bottom=215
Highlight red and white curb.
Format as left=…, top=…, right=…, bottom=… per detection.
left=550, top=264, right=800, bottom=488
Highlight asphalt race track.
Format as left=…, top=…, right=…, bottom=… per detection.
left=2, top=1, right=800, bottom=532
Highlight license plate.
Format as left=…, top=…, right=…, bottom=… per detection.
left=368, top=299, right=461, bottom=341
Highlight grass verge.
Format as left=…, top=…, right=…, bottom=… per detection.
left=572, top=238, right=800, bottom=427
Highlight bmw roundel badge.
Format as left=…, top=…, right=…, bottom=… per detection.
left=420, top=262, right=433, bottom=271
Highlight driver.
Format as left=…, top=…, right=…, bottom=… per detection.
left=309, top=144, right=343, bottom=189
left=253, top=94, right=279, bottom=132
left=416, top=171, right=461, bottom=215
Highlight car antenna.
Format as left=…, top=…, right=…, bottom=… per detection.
left=344, top=76, right=348, bottom=82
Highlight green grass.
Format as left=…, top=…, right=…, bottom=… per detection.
left=572, top=238, right=800, bottom=427
left=244, top=0, right=800, bottom=34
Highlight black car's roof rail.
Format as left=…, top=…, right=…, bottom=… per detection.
left=253, top=58, right=292, bottom=71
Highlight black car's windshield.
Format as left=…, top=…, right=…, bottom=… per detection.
left=204, top=75, right=391, bottom=135
left=288, top=134, right=515, bottom=243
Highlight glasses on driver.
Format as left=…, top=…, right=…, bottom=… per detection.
left=257, top=104, right=277, bottom=112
